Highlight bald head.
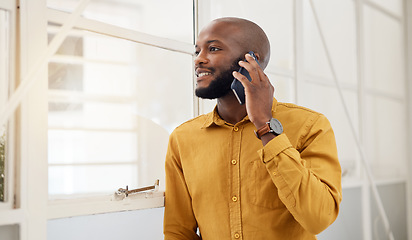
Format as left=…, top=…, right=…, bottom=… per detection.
left=202, top=17, right=271, bottom=69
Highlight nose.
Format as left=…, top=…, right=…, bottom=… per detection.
left=194, top=50, right=209, bottom=66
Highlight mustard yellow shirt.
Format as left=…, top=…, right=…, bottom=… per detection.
left=164, top=99, right=342, bottom=240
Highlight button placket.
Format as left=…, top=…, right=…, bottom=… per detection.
left=228, top=124, right=243, bottom=240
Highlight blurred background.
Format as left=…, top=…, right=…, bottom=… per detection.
left=0, top=0, right=410, bottom=239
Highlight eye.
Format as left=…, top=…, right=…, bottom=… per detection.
left=209, top=46, right=220, bottom=52
left=194, top=50, right=200, bottom=56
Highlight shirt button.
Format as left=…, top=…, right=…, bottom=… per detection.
left=234, top=233, right=241, bottom=239
left=233, top=126, right=239, bottom=132
left=273, top=171, right=277, bottom=176
left=231, top=159, right=237, bottom=165
left=232, top=196, right=238, bottom=202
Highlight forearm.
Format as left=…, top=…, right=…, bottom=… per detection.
left=259, top=133, right=342, bottom=234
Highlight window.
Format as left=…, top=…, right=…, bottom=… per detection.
left=0, top=2, right=22, bottom=239
left=46, top=1, right=194, bottom=198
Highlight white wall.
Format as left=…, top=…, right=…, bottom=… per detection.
left=48, top=207, right=164, bottom=240
left=0, top=224, right=19, bottom=240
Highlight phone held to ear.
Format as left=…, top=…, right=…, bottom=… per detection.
left=230, top=51, right=261, bottom=105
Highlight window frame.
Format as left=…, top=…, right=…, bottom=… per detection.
left=0, top=0, right=18, bottom=218
left=0, top=2, right=15, bottom=211
left=405, top=0, right=412, bottom=238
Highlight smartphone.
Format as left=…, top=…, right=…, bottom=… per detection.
left=230, top=51, right=261, bottom=105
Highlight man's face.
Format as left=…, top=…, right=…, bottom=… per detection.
left=194, top=22, right=245, bottom=99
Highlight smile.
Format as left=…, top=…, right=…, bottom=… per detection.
left=198, top=72, right=211, bottom=77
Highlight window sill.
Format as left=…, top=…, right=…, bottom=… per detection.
left=47, top=190, right=164, bottom=219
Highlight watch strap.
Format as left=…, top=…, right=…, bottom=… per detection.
left=254, top=122, right=272, bottom=139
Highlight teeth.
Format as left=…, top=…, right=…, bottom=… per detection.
left=198, top=72, right=211, bottom=77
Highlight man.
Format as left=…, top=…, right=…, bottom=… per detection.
left=164, top=17, right=342, bottom=240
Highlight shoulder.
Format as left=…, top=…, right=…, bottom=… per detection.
left=276, top=102, right=322, bottom=116
left=275, top=102, right=325, bottom=119
left=275, top=102, right=332, bottom=131
left=170, top=114, right=209, bottom=138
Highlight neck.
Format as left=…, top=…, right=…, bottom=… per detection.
left=216, top=93, right=247, bottom=125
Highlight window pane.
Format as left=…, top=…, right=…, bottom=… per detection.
left=48, top=102, right=136, bottom=130
left=267, top=73, right=295, bottom=103
left=363, top=6, right=405, bottom=96
left=303, top=0, right=357, bottom=86
left=198, top=0, right=294, bottom=71
left=0, top=9, right=10, bottom=203
left=0, top=9, right=10, bottom=108
left=48, top=29, right=193, bottom=196
left=48, top=129, right=138, bottom=164
left=47, top=0, right=193, bottom=43
left=49, top=164, right=138, bottom=195
left=299, top=83, right=360, bottom=179
left=364, top=95, right=407, bottom=179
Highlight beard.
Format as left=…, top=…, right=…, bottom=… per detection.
left=195, top=58, right=242, bottom=99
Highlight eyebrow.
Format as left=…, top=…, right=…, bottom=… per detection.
left=195, top=39, right=222, bottom=48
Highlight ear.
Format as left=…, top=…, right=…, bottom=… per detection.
left=252, top=52, right=268, bottom=69
left=254, top=52, right=261, bottom=61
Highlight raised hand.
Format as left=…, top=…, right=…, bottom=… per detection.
left=232, top=53, right=274, bottom=129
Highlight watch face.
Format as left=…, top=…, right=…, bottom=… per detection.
left=269, top=118, right=283, bottom=135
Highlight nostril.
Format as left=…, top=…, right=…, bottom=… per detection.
left=195, top=56, right=208, bottom=65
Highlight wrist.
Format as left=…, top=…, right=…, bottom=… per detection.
left=260, top=132, right=276, bottom=146
left=252, top=116, right=272, bottom=130
left=254, top=118, right=283, bottom=140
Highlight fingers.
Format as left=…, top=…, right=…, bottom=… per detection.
left=242, top=54, right=261, bottom=81
left=232, top=53, right=271, bottom=87
left=244, top=53, right=261, bottom=70
left=232, top=71, right=249, bottom=86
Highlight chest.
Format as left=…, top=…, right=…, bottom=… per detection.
left=179, top=124, right=264, bottom=196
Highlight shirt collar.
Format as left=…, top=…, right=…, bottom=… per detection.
left=201, top=98, right=278, bottom=129
left=201, top=105, right=223, bottom=129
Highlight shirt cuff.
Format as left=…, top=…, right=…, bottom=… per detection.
left=258, top=133, right=292, bottom=163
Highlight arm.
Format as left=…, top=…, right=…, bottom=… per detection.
left=164, top=133, right=201, bottom=240
left=234, top=53, right=341, bottom=234
left=258, top=115, right=342, bottom=234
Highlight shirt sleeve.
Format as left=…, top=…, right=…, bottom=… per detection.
left=258, top=114, right=342, bottom=235
left=164, top=132, right=201, bottom=240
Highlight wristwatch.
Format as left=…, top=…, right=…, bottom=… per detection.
left=254, top=118, right=283, bottom=139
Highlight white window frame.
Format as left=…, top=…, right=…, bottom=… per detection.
left=405, top=0, right=412, bottom=238
left=0, top=0, right=49, bottom=239
left=0, top=0, right=16, bottom=211
left=0, top=0, right=21, bottom=233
